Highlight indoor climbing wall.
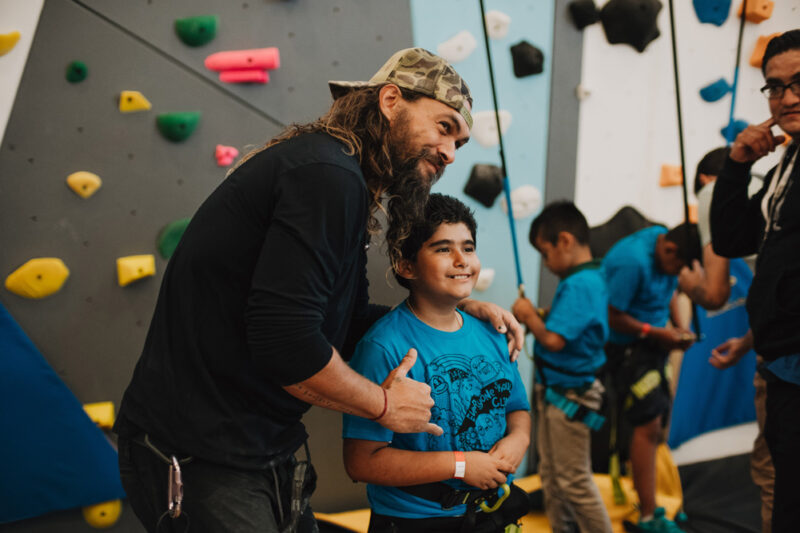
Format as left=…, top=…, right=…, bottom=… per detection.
left=0, top=0, right=413, bottom=529
left=409, top=0, right=555, bottom=419
left=573, top=0, right=796, bottom=228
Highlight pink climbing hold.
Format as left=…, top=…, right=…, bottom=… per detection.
left=219, top=70, right=269, bottom=84
left=204, top=47, right=280, bottom=71
left=215, top=145, right=239, bottom=167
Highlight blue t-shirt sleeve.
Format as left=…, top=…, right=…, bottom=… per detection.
left=342, top=339, right=396, bottom=443
left=506, top=360, right=530, bottom=412
left=604, top=259, right=642, bottom=312
left=546, top=281, right=595, bottom=342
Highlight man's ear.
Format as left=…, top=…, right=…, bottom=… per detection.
left=378, top=84, right=404, bottom=122
left=395, top=258, right=417, bottom=282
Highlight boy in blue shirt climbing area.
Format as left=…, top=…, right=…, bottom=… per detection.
left=343, top=193, right=531, bottom=533
left=512, top=201, right=613, bottom=533
left=603, top=222, right=701, bottom=533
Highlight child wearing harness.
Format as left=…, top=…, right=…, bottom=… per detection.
left=343, top=194, right=531, bottom=533
left=512, top=201, right=613, bottom=533
left=603, top=223, right=700, bottom=533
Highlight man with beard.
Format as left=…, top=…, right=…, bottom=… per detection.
left=113, top=48, right=524, bottom=533
left=710, top=29, right=800, bottom=532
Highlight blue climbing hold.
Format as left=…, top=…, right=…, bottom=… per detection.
left=721, top=119, right=748, bottom=143
left=693, top=0, right=731, bottom=26
left=700, top=78, right=731, bottom=102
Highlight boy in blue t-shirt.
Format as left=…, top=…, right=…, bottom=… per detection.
left=603, top=223, right=700, bottom=532
left=512, top=201, right=613, bottom=533
left=343, top=194, right=531, bottom=533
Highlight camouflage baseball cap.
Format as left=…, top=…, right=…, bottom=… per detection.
left=329, top=48, right=473, bottom=129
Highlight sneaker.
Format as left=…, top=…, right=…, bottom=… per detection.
left=636, top=507, right=685, bottom=533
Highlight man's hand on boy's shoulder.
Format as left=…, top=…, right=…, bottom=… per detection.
left=459, top=298, right=524, bottom=361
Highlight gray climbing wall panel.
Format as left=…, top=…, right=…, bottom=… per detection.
left=0, top=0, right=412, bottom=528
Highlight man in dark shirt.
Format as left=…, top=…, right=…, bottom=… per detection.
left=710, top=30, right=800, bottom=533
left=114, top=48, right=524, bottom=533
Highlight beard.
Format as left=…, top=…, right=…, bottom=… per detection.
left=385, top=110, right=445, bottom=220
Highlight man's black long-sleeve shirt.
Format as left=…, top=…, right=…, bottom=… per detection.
left=115, top=133, right=385, bottom=468
left=710, top=148, right=800, bottom=360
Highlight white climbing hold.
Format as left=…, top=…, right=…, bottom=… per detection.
left=437, top=30, right=477, bottom=64
left=475, top=268, right=495, bottom=292
left=472, top=110, right=512, bottom=148
left=501, top=185, right=542, bottom=220
left=485, top=11, right=511, bottom=39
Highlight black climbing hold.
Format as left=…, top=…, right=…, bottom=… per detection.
left=568, top=0, right=600, bottom=30
left=464, top=164, right=503, bottom=208
left=510, top=41, right=545, bottom=78
left=600, top=0, right=663, bottom=53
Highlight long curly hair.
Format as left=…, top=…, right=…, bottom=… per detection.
left=233, top=84, right=424, bottom=241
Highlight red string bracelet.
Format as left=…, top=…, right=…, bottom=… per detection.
left=370, top=388, right=388, bottom=421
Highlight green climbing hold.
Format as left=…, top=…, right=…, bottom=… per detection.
left=157, top=217, right=191, bottom=259
left=175, top=15, right=218, bottom=47
left=156, top=112, right=201, bottom=142
left=66, top=60, right=88, bottom=83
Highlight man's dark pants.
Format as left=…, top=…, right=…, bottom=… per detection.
left=118, top=436, right=318, bottom=533
left=764, top=378, right=800, bottom=533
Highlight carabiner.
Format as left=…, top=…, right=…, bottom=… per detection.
left=479, top=483, right=510, bottom=513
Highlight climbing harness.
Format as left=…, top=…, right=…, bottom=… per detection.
left=398, top=480, right=529, bottom=533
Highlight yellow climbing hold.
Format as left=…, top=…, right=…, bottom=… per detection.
left=0, top=31, right=21, bottom=57
left=5, top=259, right=70, bottom=298
left=116, top=255, right=155, bottom=287
left=5, top=258, right=70, bottom=299
left=119, top=90, right=152, bottom=113
left=66, top=171, right=102, bottom=199
left=83, top=401, right=115, bottom=429
left=82, top=499, right=122, bottom=529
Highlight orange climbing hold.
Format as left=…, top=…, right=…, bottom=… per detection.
left=737, top=0, right=774, bottom=23
left=749, top=33, right=781, bottom=68
left=659, top=164, right=683, bottom=187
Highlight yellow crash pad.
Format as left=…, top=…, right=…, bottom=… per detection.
left=83, top=402, right=115, bottom=430
left=5, top=258, right=70, bottom=299
left=119, top=90, right=152, bottom=113
left=66, top=171, right=102, bottom=199
left=116, top=255, right=155, bottom=287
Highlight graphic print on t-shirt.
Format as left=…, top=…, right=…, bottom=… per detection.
left=426, top=353, right=512, bottom=451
